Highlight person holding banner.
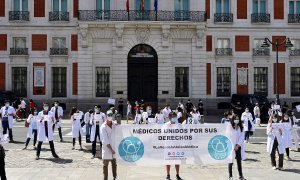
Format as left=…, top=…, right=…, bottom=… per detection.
left=155, top=107, right=165, bottom=124
left=165, top=112, right=183, bottom=180
left=190, top=106, right=201, bottom=124
left=36, top=102, right=59, bottom=160
left=100, top=110, right=118, bottom=180
left=227, top=115, right=246, bottom=180
left=281, top=113, right=293, bottom=160
left=23, top=108, right=38, bottom=150
left=0, top=100, right=16, bottom=143
left=70, top=107, right=84, bottom=150
left=241, top=108, right=254, bottom=143
left=163, top=104, right=172, bottom=123
left=267, top=114, right=284, bottom=170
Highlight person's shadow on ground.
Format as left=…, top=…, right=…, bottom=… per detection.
left=43, top=157, right=73, bottom=164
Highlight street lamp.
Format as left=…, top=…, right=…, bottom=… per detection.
left=261, top=37, right=293, bottom=105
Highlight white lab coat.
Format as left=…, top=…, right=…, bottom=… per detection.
left=267, top=123, right=285, bottom=154
left=155, top=113, right=165, bottom=124
left=36, top=111, right=55, bottom=142
left=282, top=121, right=293, bottom=148
left=162, top=108, right=171, bottom=122
left=90, top=112, right=106, bottom=142
left=253, top=106, right=260, bottom=116
left=50, top=106, right=63, bottom=127
left=141, top=112, right=148, bottom=123
left=134, top=114, right=142, bottom=124
left=100, top=121, right=117, bottom=160
left=21, top=100, right=26, bottom=109
left=26, top=114, right=38, bottom=138
left=241, top=112, right=255, bottom=132
left=191, top=112, right=201, bottom=123
left=226, top=124, right=246, bottom=163
left=291, top=116, right=299, bottom=149
left=71, top=111, right=84, bottom=138
left=0, top=106, right=16, bottom=128
left=84, top=112, right=91, bottom=124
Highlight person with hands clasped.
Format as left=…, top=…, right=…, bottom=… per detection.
left=241, top=108, right=254, bottom=143
left=70, top=107, right=84, bottom=150
left=23, top=108, right=38, bottom=150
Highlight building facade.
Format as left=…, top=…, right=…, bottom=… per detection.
left=0, top=0, right=299, bottom=112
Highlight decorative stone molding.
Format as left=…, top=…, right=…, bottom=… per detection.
left=79, top=24, right=88, bottom=48
left=171, top=28, right=194, bottom=39
left=115, top=24, right=124, bottom=47
left=196, top=26, right=205, bottom=48
left=162, top=25, right=170, bottom=47
left=135, top=26, right=150, bottom=43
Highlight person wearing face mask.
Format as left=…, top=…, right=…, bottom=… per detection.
left=50, top=101, right=64, bottom=142
left=221, top=111, right=232, bottom=124
left=90, top=105, right=106, bottom=159
left=176, top=107, right=185, bottom=124
left=163, top=104, right=172, bottom=123
left=36, top=102, right=59, bottom=160
left=290, top=111, right=299, bottom=151
left=253, top=103, right=261, bottom=127
left=100, top=110, right=118, bottom=180
left=185, top=100, right=193, bottom=114
left=134, top=108, right=142, bottom=124
left=190, top=106, right=201, bottom=124
left=281, top=113, right=293, bottom=160
left=23, top=108, right=39, bottom=150
left=134, top=101, right=140, bottom=115
left=241, top=108, right=254, bottom=143
left=84, top=109, right=94, bottom=143
left=267, top=114, right=284, bottom=170
left=140, top=107, right=148, bottom=124
left=126, top=101, right=132, bottom=124
left=197, top=99, right=204, bottom=115
left=70, top=107, right=84, bottom=150
left=0, top=100, right=16, bottom=143
left=155, top=107, right=165, bottom=124
left=226, top=115, right=246, bottom=180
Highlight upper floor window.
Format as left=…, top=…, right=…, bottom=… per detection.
left=253, top=39, right=270, bottom=56
left=291, top=39, right=300, bottom=50
left=96, top=0, right=110, bottom=11
left=289, top=0, right=300, bottom=14
left=175, top=0, right=189, bottom=11
left=253, top=0, right=267, bottom=13
left=52, top=37, right=66, bottom=48
left=216, top=0, right=230, bottom=13
left=53, top=0, right=67, bottom=12
left=13, top=37, right=26, bottom=48
left=14, top=0, right=28, bottom=11
left=291, top=67, right=300, bottom=96
left=217, top=38, right=230, bottom=48
left=136, top=0, right=151, bottom=11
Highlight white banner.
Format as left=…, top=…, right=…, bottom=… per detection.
left=34, top=67, right=45, bottom=87
left=115, top=124, right=234, bottom=166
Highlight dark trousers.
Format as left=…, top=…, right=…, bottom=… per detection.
left=52, top=124, right=63, bottom=141
left=36, top=140, right=57, bottom=157
left=244, top=131, right=250, bottom=141
left=271, top=139, right=284, bottom=168
left=2, top=121, right=13, bottom=141
left=73, top=132, right=82, bottom=146
left=228, top=147, right=243, bottom=178
left=25, top=129, right=38, bottom=147
left=119, top=107, right=123, bottom=118
left=0, top=157, right=6, bottom=180
left=103, top=159, right=117, bottom=180
left=92, top=125, right=101, bottom=156
left=286, top=148, right=290, bottom=157
left=86, top=124, right=91, bottom=143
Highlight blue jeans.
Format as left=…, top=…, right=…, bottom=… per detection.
left=2, top=121, right=9, bottom=135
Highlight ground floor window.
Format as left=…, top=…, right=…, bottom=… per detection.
left=12, top=67, right=27, bottom=97
left=217, top=67, right=231, bottom=97
left=96, top=67, right=110, bottom=97
left=52, top=67, right=67, bottom=97
left=254, top=67, right=268, bottom=96
left=291, top=67, right=300, bottom=96
left=175, top=67, right=189, bottom=97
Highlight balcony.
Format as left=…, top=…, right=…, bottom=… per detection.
left=78, top=10, right=207, bottom=22
left=253, top=48, right=270, bottom=56
left=215, top=48, right=232, bottom=56
left=10, top=48, right=28, bottom=55
left=9, top=11, right=30, bottom=21
left=49, top=11, right=69, bottom=21
left=251, top=13, right=270, bottom=23
left=290, top=49, right=300, bottom=56
left=50, top=48, right=68, bottom=55
left=288, top=14, right=300, bottom=23
left=214, top=13, right=233, bottom=23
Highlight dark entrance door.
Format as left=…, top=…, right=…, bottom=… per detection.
left=128, top=44, right=158, bottom=108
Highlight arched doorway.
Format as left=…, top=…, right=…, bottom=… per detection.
left=128, top=44, right=158, bottom=109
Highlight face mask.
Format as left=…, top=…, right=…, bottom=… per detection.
left=5, top=103, right=9, bottom=107
left=284, top=118, right=289, bottom=121
left=107, top=117, right=113, bottom=122
left=44, top=106, right=49, bottom=111
left=140, top=110, right=144, bottom=113
left=234, top=120, right=240, bottom=124
left=193, top=108, right=197, bottom=111
left=95, top=109, right=100, bottom=113
left=272, top=119, right=277, bottom=123
left=171, top=117, right=178, bottom=123
left=147, top=110, right=152, bottom=114
left=245, top=110, right=249, bottom=113
left=54, top=103, right=58, bottom=107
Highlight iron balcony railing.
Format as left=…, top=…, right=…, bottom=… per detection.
left=251, top=13, right=270, bottom=23
left=214, top=13, right=233, bottom=23
left=78, top=10, right=206, bottom=22
left=290, top=49, right=300, bottom=56
left=253, top=48, right=270, bottom=56
left=49, top=11, right=69, bottom=21
left=215, top=48, right=232, bottom=56
left=9, top=11, right=30, bottom=21
left=50, top=48, right=68, bottom=55
left=10, top=48, right=28, bottom=55
left=288, top=14, right=300, bottom=23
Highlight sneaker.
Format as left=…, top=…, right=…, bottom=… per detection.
left=33, top=145, right=36, bottom=150
left=229, top=177, right=233, bottom=180
left=35, top=156, right=39, bottom=160
left=278, top=167, right=284, bottom=171
left=286, top=156, right=292, bottom=161
left=239, top=177, right=246, bottom=180
left=113, top=178, right=118, bottom=180
left=80, top=146, right=83, bottom=150
left=22, top=146, right=27, bottom=150
left=272, top=166, right=277, bottom=170
left=166, top=175, right=171, bottom=180
left=60, top=139, right=63, bottom=142
left=176, top=174, right=183, bottom=180
left=53, top=154, right=59, bottom=158
left=91, top=155, right=95, bottom=159
left=72, top=146, right=75, bottom=150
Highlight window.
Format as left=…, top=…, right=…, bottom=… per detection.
left=13, top=37, right=26, bottom=48
left=253, top=39, right=265, bottom=48
left=52, top=37, right=66, bottom=48
left=253, top=0, right=267, bottom=13
left=53, top=0, right=67, bottom=12
left=254, top=67, right=268, bottom=96
left=96, top=67, right=110, bottom=97
left=174, top=0, right=189, bottom=11
left=14, top=0, right=28, bottom=11
left=12, top=67, right=27, bottom=97
left=291, top=39, right=300, bottom=50
left=291, top=67, right=300, bottom=96
left=96, top=0, right=110, bottom=11
left=175, top=67, right=189, bottom=97
left=217, top=38, right=230, bottom=48
left=216, top=0, right=230, bottom=13
left=289, top=0, right=300, bottom=14
left=136, top=0, right=151, bottom=11
left=52, top=67, right=67, bottom=97
left=253, top=39, right=270, bottom=56
left=217, top=67, right=231, bottom=97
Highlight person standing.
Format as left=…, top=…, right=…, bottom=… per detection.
left=84, top=109, right=93, bottom=143
left=0, top=142, right=6, bottom=180
left=134, top=109, right=142, bottom=124
left=190, top=106, right=201, bottom=124
left=90, top=105, right=106, bottom=159
left=185, top=100, right=193, bottom=114
left=20, top=98, right=27, bottom=118
left=0, top=101, right=16, bottom=142
left=118, top=98, right=124, bottom=118
left=221, top=111, right=232, bottom=124
left=281, top=113, right=293, bottom=160
left=291, top=111, right=299, bottom=151
left=134, top=101, right=140, bottom=114
left=241, top=108, right=254, bottom=143
left=155, top=107, right=165, bottom=124
left=29, top=99, right=36, bottom=114
left=100, top=110, right=118, bottom=180
left=50, top=101, right=64, bottom=142
left=23, top=108, right=38, bottom=150
left=126, top=101, right=132, bottom=123
left=36, top=102, right=59, bottom=160
left=70, top=107, right=83, bottom=150
left=253, top=103, right=261, bottom=126
left=162, top=104, right=172, bottom=123
left=197, top=99, right=204, bottom=115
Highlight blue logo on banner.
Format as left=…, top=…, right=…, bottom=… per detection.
left=118, top=136, right=144, bottom=162
left=208, top=135, right=232, bottom=160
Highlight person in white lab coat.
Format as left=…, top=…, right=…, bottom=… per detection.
left=281, top=113, right=293, bottom=160
left=126, top=101, right=132, bottom=123
left=50, top=101, right=64, bottom=142
left=36, top=103, right=59, bottom=160
left=90, top=105, right=106, bottom=159
left=162, top=104, right=172, bottom=123
left=241, top=108, right=254, bottom=143
left=134, top=109, right=142, bottom=124
left=70, top=107, right=84, bottom=150
left=84, top=109, right=93, bottom=143
left=253, top=103, right=261, bottom=126
left=267, top=114, right=284, bottom=170
left=190, top=107, right=201, bottom=124
left=227, top=115, right=246, bottom=180
left=291, top=111, right=299, bottom=150
left=23, top=108, right=38, bottom=150
left=155, top=107, right=165, bottom=124
left=221, top=111, right=233, bottom=124
left=100, top=110, right=118, bottom=180
left=0, top=100, right=16, bottom=142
